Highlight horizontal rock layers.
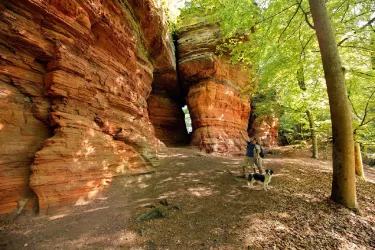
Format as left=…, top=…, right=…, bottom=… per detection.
left=148, top=91, right=188, bottom=146
left=0, top=0, right=177, bottom=215
left=249, top=115, right=280, bottom=147
left=177, top=22, right=251, bottom=155
left=0, top=46, right=52, bottom=215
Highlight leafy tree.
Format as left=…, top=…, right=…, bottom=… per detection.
left=177, top=0, right=375, bottom=210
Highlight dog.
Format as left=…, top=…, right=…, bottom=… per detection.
left=247, top=169, right=274, bottom=191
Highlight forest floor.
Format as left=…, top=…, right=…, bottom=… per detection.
left=1, top=146, right=375, bottom=250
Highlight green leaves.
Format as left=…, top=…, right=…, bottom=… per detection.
left=176, top=0, right=375, bottom=145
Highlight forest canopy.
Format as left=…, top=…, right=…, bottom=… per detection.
left=174, top=0, right=375, bottom=151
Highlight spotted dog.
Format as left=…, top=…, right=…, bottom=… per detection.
left=247, top=169, right=274, bottom=191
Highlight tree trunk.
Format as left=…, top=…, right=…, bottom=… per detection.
left=354, top=142, right=365, bottom=180
left=371, top=32, right=375, bottom=70
left=306, top=110, right=318, bottom=159
left=308, top=0, right=358, bottom=210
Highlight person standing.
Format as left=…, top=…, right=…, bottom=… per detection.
left=253, top=138, right=264, bottom=174
left=240, top=132, right=256, bottom=176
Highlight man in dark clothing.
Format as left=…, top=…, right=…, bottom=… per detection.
left=241, top=132, right=263, bottom=176
left=241, top=132, right=255, bottom=176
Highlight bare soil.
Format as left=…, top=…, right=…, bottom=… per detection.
left=1, top=146, right=375, bottom=250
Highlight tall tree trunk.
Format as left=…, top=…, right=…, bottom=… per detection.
left=371, top=32, right=375, bottom=70
left=308, top=0, right=358, bottom=210
left=306, top=110, right=318, bottom=159
left=354, top=142, right=365, bottom=180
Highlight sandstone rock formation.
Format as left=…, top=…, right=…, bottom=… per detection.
left=0, top=1, right=279, bottom=217
left=177, top=21, right=252, bottom=155
left=147, top=91, right=188, bottom=146
left=0, top=0, right=178, bottom=215
left=249, top=115, right=280, bottom=147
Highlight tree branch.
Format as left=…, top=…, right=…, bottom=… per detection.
left=296, top=0, right=315, bottom=29
left=278, top=0, right=302, bottom=42
left=255, top=3, right=299, bottom=25
left=299, top=34, right=314, bottom=60
left=360, top=16, right=375, bottom=29
left=360, top=89, right=375, bottom=127
left=331, top=0, right=350, bottom=17
left=340, top=3, right=350, bottom=22
left=304, top=11, right=315, bottom=29
left=338, top=45, right=375, bottom=52
left=348, top=95, right=361, bottom=120
left=350, top=69, right=375, bottom=78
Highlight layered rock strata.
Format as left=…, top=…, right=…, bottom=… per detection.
left=177, top=22, right=252, bottom=154
left=249, top=115, right=280, bottom=147
left=147, top=91, right=188, bottom=146
left=0, top=0, right=177, bottom=215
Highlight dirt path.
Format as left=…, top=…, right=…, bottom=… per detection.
left=1, top=147, right=375, bottom=249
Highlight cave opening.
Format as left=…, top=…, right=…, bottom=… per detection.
left=182, top=105, right=192, bottom=134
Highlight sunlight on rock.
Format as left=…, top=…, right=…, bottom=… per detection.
left=88, top=128, right=95, bottom=137
left=115, top=162, right=127, bottom=174
left=0, top=88, right=11, bottom=98
left=0, top=123, right=4, bottom=131
left=85, top=146, right=95, bottom=156
left=176, top=162, right=185, bottom=166
left=88, top=189, right=100, bottom=199
left=75, top=196, right=91, bottom=206
left=86, top=181, right=95, bottom=188
left=102, top=160, right=109, bottom=170
left=115, top=75, right=124, bottom=85
left=48, top=214, right=68, bottom=221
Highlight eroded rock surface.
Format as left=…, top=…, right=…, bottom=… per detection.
left=148, top=91, right=188, bottom=146
left=0, top=0, right=177, bottom=215
left=249, top=115, right=279, bottom=147
left=177, top=21, right=252, bottom=155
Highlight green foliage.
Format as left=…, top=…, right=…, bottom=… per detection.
left=177, top=0, right=375, bottom=146
left=182, top=105, right=192, bottom=133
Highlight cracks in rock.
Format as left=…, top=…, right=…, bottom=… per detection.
left=93, top=115, right=157, bottom=167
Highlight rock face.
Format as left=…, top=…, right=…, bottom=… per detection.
left=147, top=91, right=188, bottom=146
left=249, top=115, right=280, bottom=147
left=0, top=1, right=278, bottom=217
left=177, top=22, right=252, bottom=154
left=0, top=0, right=177, bottom=215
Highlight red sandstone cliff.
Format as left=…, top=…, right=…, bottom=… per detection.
left=176, top=21, right=252, bottom=155
left=249, top=115, right=280, bottom=147
left=0, top=0, right=178, bottom=216
left=0, top=1, right=279, bottom=218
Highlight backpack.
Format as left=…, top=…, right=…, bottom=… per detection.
left=259, top=146, right=264, bottom=158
